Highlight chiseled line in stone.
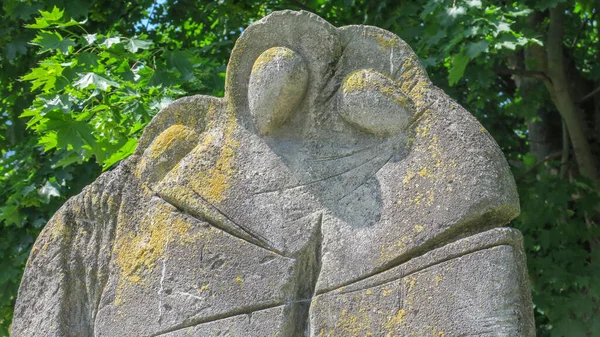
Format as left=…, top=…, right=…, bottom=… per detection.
left=307, top=143, right=377, bottom=162
left=253, top=150, right=382, bottom=196
left=406, top=100, right=435, bottom=129
left=285, top=210, right=322, bottom=224
left=317, top=228, right=521, bottom=297
left=186, top=189, right=279, bottom=250
left=155, top=191, right=286, bottom=257
left=148, top=298, right=314, bottom=337
left=335, top=153, right=394, bottom=203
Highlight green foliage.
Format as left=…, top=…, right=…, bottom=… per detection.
left=20, top=7, right=204, bottom=170
left=0, top=0, right=228, bottom=331
left=0, top=0, right=599, bottom=336
left=515, top=163, right=600, bottom=336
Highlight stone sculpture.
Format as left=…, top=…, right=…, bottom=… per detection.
left=12, top=10, right=535, bottom=337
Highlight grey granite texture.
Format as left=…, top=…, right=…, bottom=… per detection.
left=12, top=10, right=535, bottom=337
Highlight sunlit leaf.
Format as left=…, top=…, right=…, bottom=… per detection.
left=25, top=17, right=50, bottom=29
left=38, top=181, right=60, bottom=203
left=103, top=36, right=121, bottom=48
left=39, top=6, right=64, bottom=22
left=124, top=37, right=152, bottom=53
left=74, top=72, right=120, bottom=91
left=494, top=21, right=511, bottom=37
left=21, top=64, right=63, bottom=92
left=56, top=19, right=81, bottom=28
left=465, top=0, right=482, bottom=8
left=446, top=6, right=466, bottom=18
left=39, top=132, right=58, bottom=151
left=84, top=34, right=98, bottom=45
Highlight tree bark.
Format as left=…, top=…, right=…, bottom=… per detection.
left=546, top=5, right=598, bottom=185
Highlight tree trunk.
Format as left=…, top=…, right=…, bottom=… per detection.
left=546, top=5, right=598, bottom=185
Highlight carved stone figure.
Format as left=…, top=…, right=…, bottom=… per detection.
left=12, top=10, right=535, bottom=336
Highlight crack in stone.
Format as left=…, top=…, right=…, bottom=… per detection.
left=332, top=243, right=514, bottom=298
left=147, top=298, right=316, bottom=337
left=293, top=213, right=323, bottom=337
left=317, top=228, right=521, bottom=297
left=147, top=302, right=285, bottom=337
left=157, top=226, right=170, bottom=324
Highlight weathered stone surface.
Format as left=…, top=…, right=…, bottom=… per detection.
left=310, top=228, right=535, bottom=336
left=12, top=10, right=534, bottom=337
left=249, top=46, right=309, bottom=135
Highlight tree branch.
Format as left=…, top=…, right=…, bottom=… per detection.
left=516, top=151, right=563, bottom=181
left=578, top=86, right=600, bottom=104
left=494, top=68, right=552, bottom=86
left=572, top=12, right=595, bottom=48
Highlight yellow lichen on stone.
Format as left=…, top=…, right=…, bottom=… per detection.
left=374, top=34, right=399, bottom=49
left=147, top=124, right=196, bottom=159
left=415, top=123, right=429, bottom=137
left=234, top=275, right=244, bottom=289
left=365, top=30, right=400, bottom=53
left=342, top=70, right=367, bottom=94
left=190, top=104, right=240, bottom=204
left=404, top=277, right=417, bottom=292
left=41, top=213, right=69, bottom=256
left=384, top=309, right=407, bottom=336
left=113, top=203, right=210, bottom=305
left=398, top=107, right=458, bottom=212
left=252, top=46, right=295, bottom=72
left=342, top=70, right=410, bottom=106
left=332, top=308, right=373, bottom=337
left=135, top=122, right=199, bottom=182
left=399, top=55, right=429, bottom=105
left=116, top=207, right=182, bottom=282
left=403, top=170, right=416, bottom=184
left=48, top=213, right=68, bottom=243
left=382, top=287, right=394, bottom=297
left=379, top=233, right=413, bottom=263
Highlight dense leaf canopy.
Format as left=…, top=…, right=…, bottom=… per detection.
left=1, top=0, right=599, bottom=335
